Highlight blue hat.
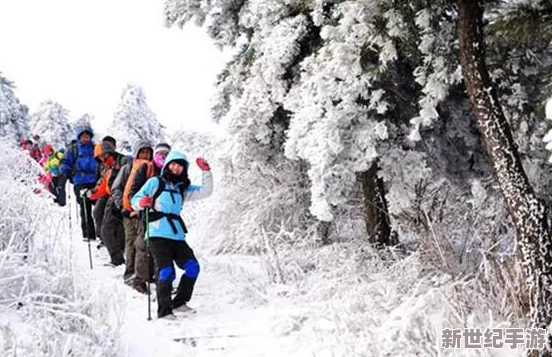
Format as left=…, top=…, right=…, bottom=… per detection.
left=76, top=125, right=94, bottom=139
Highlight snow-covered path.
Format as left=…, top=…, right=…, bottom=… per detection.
left=69, top=216, right=306, bottom=357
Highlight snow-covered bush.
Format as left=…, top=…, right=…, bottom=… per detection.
left=0, top=73, right=30, bottom=142
left=29, top=100, right=73, bottom=148
left=0, top=140, right=124, bottom=357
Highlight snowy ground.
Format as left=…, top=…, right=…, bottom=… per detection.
left=69, top=207, right=312, bottom=356
left=64, top=196, right=528, bottom=357
left=77, top=247, right=304, bottom=357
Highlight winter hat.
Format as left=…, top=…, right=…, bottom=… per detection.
left=154, top=142, right=171, bottom=155
left=102, top=135, right=117, bottom=149
left=43, top=145, right=53, bottom=156
left=132, top=139, right=153, bottom=158
left=94, top=141, right=114, bottom=158
left=76, top=125, right=94, bottom=140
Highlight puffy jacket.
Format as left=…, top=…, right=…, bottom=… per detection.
left=60, top=141, right=97, bottom=185
left=131, top=151, right=213, bottom=241
left=111, top=139, right=153, bottom=211
left=89, top=143, right=131, bottom=201
left=43, top=151, right=65, bottom=177
left=111, top=164, right=131, bottom=211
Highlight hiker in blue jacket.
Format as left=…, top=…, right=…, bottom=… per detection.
left=60, top=125, right=98, bottom=241
left=131, top=151, right=213, bottom=319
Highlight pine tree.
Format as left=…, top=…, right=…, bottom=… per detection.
left=29, top=100, right=72, bottom=148
left=0, top=73, right=30, bottom=142
left=170, top=129, right=216, bottom=159
left=108, top=84, right=165, bottom=145
left=74, top=113, right=94, bottom=130
left=165, top=0, right=326, bottom=249
left=458, top=1, right=552, bottom=354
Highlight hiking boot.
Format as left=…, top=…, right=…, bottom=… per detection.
left=133, top=282, right=149, bottom=294
left=124, top=276, right=135, bottom=287
left=158, top=313, right=177, bottom=320
left=173, top=303, right=194, bottom=314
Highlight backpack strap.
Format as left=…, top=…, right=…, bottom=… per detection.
left=68, top=142, right=79, bottom=173
left=148, top=177, right=188, bottom=234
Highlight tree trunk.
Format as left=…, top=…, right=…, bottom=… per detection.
left=360, top=160, right=395, bottom=246
left=458, top=0, right=552, bottom=354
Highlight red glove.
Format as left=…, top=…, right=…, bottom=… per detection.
left=196, top=157, right=210, bottom=171
left=139, top=196, right=153, bottom=208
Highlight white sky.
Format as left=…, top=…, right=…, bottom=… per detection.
left=0, top=0, right=229, bottom=134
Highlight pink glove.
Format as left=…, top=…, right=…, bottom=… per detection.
left=139, top=196, right=153, bottom=208
left=196, top=157, right=210, bottom=171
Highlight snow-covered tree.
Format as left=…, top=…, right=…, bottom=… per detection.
left=0, top=73, right=30, bottom=142
left=170, top=128, right=217, bottom=159
left=164, top=1, right=494, bottom=247
left=29, top=100, right=72, bottom=148
left=108, top=84, right=165, bottom=145
left=458, top=0, right=552, bottom=351
left=74, top=113, right=94, bottom=130
left=165, top=0, right=550, bottom=250
left=165, top=1, right=327, bottom=251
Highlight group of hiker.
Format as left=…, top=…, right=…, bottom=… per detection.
left=19, top=125, right=213, bottom=319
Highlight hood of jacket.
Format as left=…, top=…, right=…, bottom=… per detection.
left=132, top=139, right=153, bottom=158
left=162, top=151, right=189, bottom=173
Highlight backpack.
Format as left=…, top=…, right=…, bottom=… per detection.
left=123, top=159, right=155, bottom=212
left=64, top=141, right=82, bottom=179
left=147, top=176, right=188, bottom=235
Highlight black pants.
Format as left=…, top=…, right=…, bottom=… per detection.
left=93, top=195, right=108, bottom=241
left=149, top=238, right=199, bottom=318
left=74, top=183, right=96, bottom=240
left=54, top=175, right=67, bottom=207
left=101, top=198, right=125, bottom=265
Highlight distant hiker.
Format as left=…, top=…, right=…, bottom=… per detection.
left=60, top=125, right=98, bottom=240
left=43, top=144, right=67, bottom=206
left=82, top=141, right=130, bottom=265
left=120, top=140, right=132, bottom=155
left=111, top=139, right=156, bottom=292
left=21, top=139, right=42, bottom=163
left=32, top=134, right=45, bottom=148
left=131, top=151, right=213, bottom=319
left=92, top=135, right=118, bottom=245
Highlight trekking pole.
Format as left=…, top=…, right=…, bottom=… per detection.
left=75, top=186, right=80, bottom=226
left=82, top=194, right=93, bottom=269
left=67, top=181, right=72, bottom=241
left=146, top=207, right=152, bottom=321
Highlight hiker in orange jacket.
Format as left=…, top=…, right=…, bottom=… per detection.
left=81, top=141, right=130, bottom=265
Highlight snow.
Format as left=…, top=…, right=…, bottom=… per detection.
left=546, top=96, right=552, bottom=120
left=65, top=195, right=312, bottom=357
left=0, top=161, right=535, bottom=357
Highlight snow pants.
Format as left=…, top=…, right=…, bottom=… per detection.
left=149, top=238, right=200, bottom=318
left=123, top=216, right=155, bottom=285
left=101, top=198, right=125, bottom=265
left=49, top=175, right=66, bottom=206
left=93, top=195, right=108, bottom=241
left=74, top=183, right=96, bottom=240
